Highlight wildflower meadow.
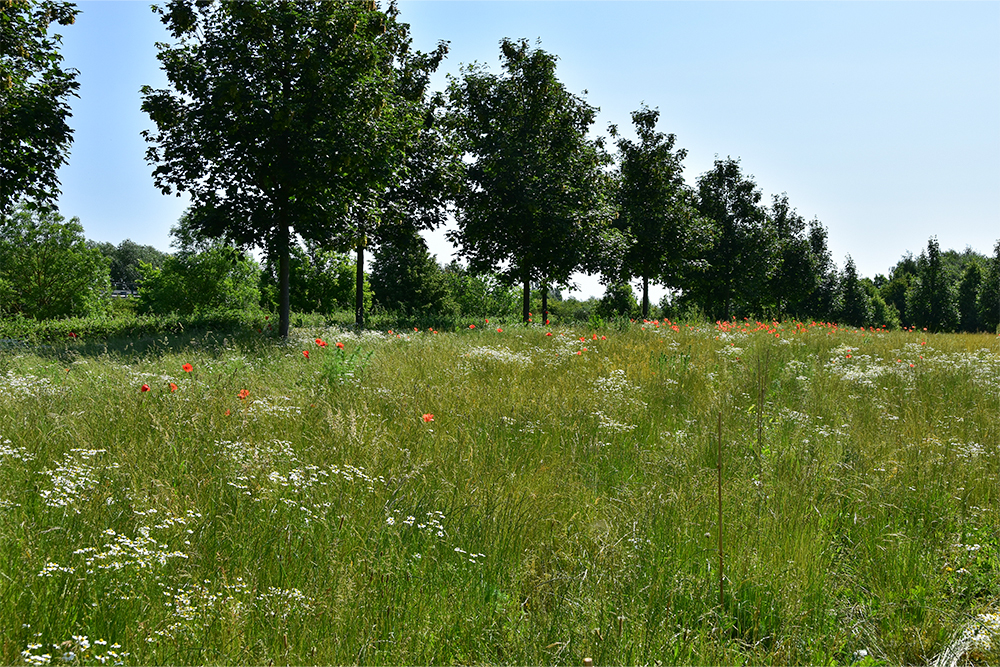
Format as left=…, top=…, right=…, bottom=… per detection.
left=1, top=320, right=998, bottom=665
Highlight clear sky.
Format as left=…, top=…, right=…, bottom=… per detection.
left=52, top=1, right=999, bottom=300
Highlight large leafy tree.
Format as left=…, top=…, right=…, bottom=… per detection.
left=907, top=236, right=958, bottom=332
left=140, top=0, right=446, bottom=336
left=609, top=105, right=708, bottom=319
left=0, top=203, right=109, bottom=318
left=978, top=240, right=1000, bottom=333
left=446, top=38, right=612, bottom=323
left=90, top=239, right=169, bottom=292
left=0, top=0, right=79, bottom=214
left=689, top=157, right=770, bottom=320
left=767, top=194, right=824, bottom=320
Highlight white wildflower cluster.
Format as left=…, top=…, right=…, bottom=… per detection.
left=593, top=410, right=637, bottom=434
left=21, top=635, right=128, bottom=666
left=962, top=611, right=1000, bottom=653
left=39, top=449, right=118, bottom=512
left=37, top=561, right=75, bottom=577
left=0, top=436, right=33, bottom=508
left=0, top=371, right=58, bottom=399
left=453, top=546, right=486, bottom=564
left=216, top=439, right=298, bottom=471
left=386, top=509, right=486, bottom=565
left=464, top=345, right=532, bottom=367
left=244, top=396, right=303, bottom=420
left=257, top=586, right=315, bottom=620
left=499, top=416, right=543, bottom=434
left=148, top=578, right=312, bottom=644
left=388, top=509, right=447, bottom=538
left=717, top=344, right=743, bottom=358
left=0, top=436, right=34, bottom=463
left=593, top=370, right=644, bottom=404
left=72, top=525, right=189, bottom=575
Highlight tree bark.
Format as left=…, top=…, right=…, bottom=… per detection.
left=541, top=283, right=548, bottom=324
left=356, top=240, right=365, bottom=328
left=642, top=275, right=649, bottom=319
left=522, top=273, right=531, bottom=324
left=278, top=221, right=291, bottom=338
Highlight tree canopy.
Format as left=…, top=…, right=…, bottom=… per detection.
left=0, top=0, right=79, bottom=214
left=445, top=38, right=613, bottom=322
left=140, top=0, right=446, bottom=336
left=609, top=104, right=709, bottom=318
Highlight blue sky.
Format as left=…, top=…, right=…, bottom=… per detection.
left=53, top=1, right=999, bottom=300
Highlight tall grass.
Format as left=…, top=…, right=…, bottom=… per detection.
left=1, top=319, right=998, bottom=665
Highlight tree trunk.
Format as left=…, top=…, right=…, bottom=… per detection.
left=278, top=221, right=291, bottom=338
left=355, top=240, right=365, bottom=328
left=522, top=274, right=531, bottom=324
left=642, top=275, right=649, bottom=319
left=541, top=283, right=548, bottom=324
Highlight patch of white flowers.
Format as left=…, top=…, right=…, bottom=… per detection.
left=39, top=449, right=118, bottom=512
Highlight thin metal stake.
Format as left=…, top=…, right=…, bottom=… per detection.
left=717, top=410, right=724, bottom=609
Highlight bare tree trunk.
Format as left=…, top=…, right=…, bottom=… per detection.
left=541, top=283, right=548, bottom=324
left=642, top=275, right=649, bottom=319
left=278, top=221, right=291, bottom=338
left=355, top=241, right=365, bottom=328
left=522, top=274, right=531, bottom=324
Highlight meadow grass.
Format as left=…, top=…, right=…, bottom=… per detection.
left=1, top=319, right=998, bottom=665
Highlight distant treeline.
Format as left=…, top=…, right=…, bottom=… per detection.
left=1, top=203, right=997, bottom=334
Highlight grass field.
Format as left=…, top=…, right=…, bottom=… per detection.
left=1, top=319, right=998, bottom=665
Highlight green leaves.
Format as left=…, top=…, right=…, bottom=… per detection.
left=141, top=0, right=447, bottom=335
left=446, top=38, right=610, bottom=321
left=0, top=0, right=80, bottom=214
left=0, top=203, right=109, bottom=318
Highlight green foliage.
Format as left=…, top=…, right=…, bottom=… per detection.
left=907, top=237, right=959, bottom=332
left=90, top=239, right=169, bottom=292
left=140, top=0, right=446, bottom=336
left=957, top=260, right=985, bottom=332
left=440, top=262, right=520, bottom=320
left=609, top=105, right=710, bottom=318
left=977, top=241, right=1000, bottom=333
left=0, top=0, right=79, bottom=213
left=596, top=282, right=640, bottom=320
left=445, top=37, right=613, bottom=321
left=0, top=204, right=110, bottom=318
left=370, top=230, right=455, bottom=317
left=137, top=245, right=261, bottom=316
left=839, top=256, right=872, bottom=327
left=688, top=157, right=770, bottom=320
left=261, top=244, right=369, bottom=316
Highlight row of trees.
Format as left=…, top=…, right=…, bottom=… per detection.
left=3, top=1, right=998, bottom=333
left=1, top=201, right=999, bottom=334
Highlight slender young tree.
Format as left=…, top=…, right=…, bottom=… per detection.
left=141, top=0, right=446, bottom=336
left=0, top=0, right=79, bottom=214
left=446, top=38, right=613, bottom=323
left=609, top=105, right=708, bottom=318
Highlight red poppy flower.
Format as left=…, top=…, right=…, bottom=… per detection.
left=302, top=350, right=310, bottom=359
left=169, top=382, right=178, bottom=392
left=336, top=342, right=344, bottom=349
left=140, top=384, right=150, bottom=392
left=497, top=327, right=503, bottom=333
left=469, top=324, right=476, bottom=329
left=224, top=409, right=231, bottom=416
left=601, top=335, right=607, bottom=340
left=485, top=319, right=489, bottom=324
left=315, top=338, right=328, bottom=347
left=183, top=363, right=193, bottom=373
left=68, top=332, right=77, bottom=338
left=422, top=413, right=434, bottom=422
left=546, top=332, right=553, bottom=336
left=545, top=319, right=550, bottom=325
left=238, top=389, right=250, bottom=400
